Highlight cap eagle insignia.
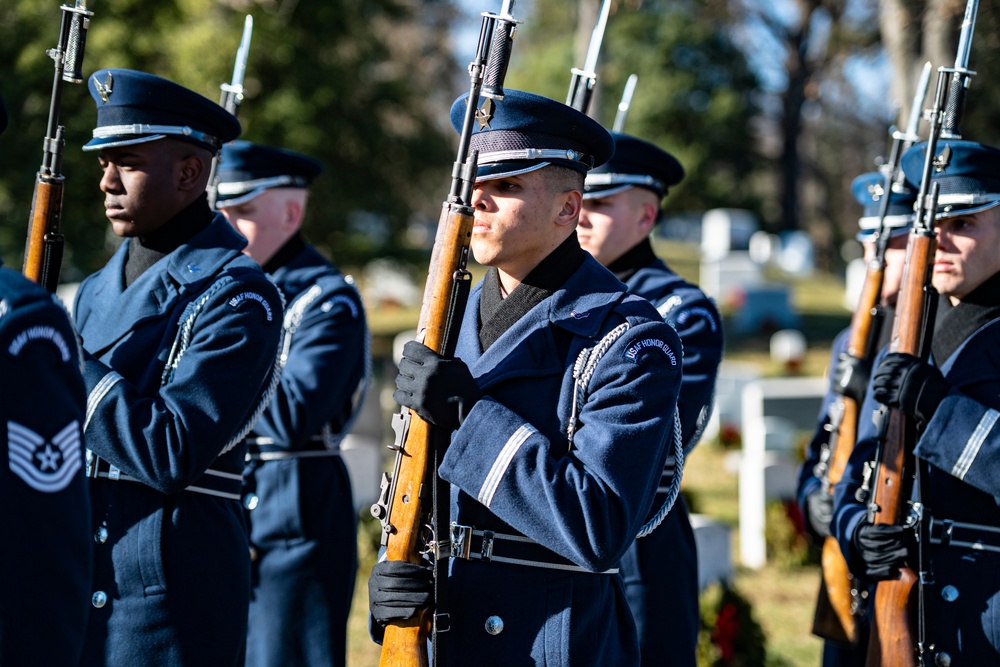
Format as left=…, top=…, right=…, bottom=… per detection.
left=93, top=71, right=114, bottom=104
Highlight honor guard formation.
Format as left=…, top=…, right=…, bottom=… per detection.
left=5, top=1, right=1000, bottom=666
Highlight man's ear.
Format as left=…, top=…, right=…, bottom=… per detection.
left=638, top=201, right=659, bottom=235
left=177, top=153, right=208, bottom=192
left=284, top=198, right=304, bottom=232
left=556, top=189, right=583, bottom=227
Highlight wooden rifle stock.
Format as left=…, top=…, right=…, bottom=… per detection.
left=812, top=261, right=884, bottom=644
left=866, top=231, right=936, bottom=667
left=376, top=204, right=474, bottom=667
left=23, top=1, right=92, bottom=291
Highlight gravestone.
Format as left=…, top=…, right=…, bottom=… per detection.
left=738, top=376, right=826, bottom=568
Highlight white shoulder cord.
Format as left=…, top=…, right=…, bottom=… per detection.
left=566, top=321, right=685, bottom=539
left=162, top=275, right=287, bottom=455
left=284, top=282, right=371, bottom=450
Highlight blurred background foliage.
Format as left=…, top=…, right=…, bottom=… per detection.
left=2, top=0, right=1000, bottom=281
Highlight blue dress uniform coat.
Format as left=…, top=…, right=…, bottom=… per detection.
left=245, top=240, right=368, bottom=667
left=0, top=266, right=91, bottom=666
left=74, top=216, right=283, bottom=666
left=833, top=306, right=1000, bottom=663
left=437, top=255, right=683, bottom=666
left=613, top=249, right=722, bottom=667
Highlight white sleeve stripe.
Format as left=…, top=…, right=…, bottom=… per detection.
left=951, top=409, right=1000, bottom=480
left=85, top=371, right=124, bottom=432
left=478, top=424, right=535, bottom=508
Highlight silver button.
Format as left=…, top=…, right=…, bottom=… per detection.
left=92, top=591, right=107, bottom=608
left=243, top=493, right=259, bottom=511
left=94, top=526, right=109, bottom=544
left=484, top=615, right=504, bottom=635
left=935, top=651, right=951, bottom=667
left=941, top=585, right=959, bottom=602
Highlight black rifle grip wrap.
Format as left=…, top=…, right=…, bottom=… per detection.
left=63, top=10, right=89, bottom=84
left=482, top=20, right=514, bottom=100
left=941, top=75, right=967, bottom=139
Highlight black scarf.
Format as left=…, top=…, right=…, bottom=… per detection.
left=478, top=232, right=586, bottom=352
left=607, top=237, right=658, bottom=283
left=932, top=270, right=1000, bottom=365
left=123, top=194, right=213, bottom=287
left=262, top=233, right=306, bottom=274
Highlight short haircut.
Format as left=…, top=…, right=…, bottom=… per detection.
left=544, top=164, right=585, bottom=195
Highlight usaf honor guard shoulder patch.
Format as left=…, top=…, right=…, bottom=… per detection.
left=7, top=420, right=82, bottom=492
left=623, top=337, right=678, bottom=366
left=228, top=291, right=274, bottom=322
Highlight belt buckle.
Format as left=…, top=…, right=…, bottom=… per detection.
left=480, top=530, right=494, bottom=562
left=85, top=450, right=99, bottom=479
left=450, top=523, right=472, bottom=560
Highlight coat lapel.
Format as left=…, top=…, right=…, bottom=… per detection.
left=79, top=216, right=246, bottom=355
left=459, top=256, right=627, bottom=390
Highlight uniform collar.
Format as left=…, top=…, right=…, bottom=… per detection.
left=607, top=237, right=657, bottom=282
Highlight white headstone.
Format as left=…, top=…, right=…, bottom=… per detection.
left=699, top=251, right=763, bottom=303
left=844, top=257, right=868, bottom=311
left=701, top=208, right=759, bottom=261
left=691, top=514, right=733, bottom=591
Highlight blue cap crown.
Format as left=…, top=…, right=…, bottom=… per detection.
left=83, top=69, right=241, bottom=153
left=901, top=140, right=1000, bottom=219
left=450, top=89, right=614, bottom=181
left=584, top=132, right=683, bottom=200
left=216, top=141, right=323, bottom=207
left=850, top=171, right=916, bottom=242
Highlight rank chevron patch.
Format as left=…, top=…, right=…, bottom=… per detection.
left=7, top=420, right=82, bottom=492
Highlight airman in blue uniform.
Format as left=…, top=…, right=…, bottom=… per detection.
left=216, top=141, right=369, bottom=667
left=833, top=140, right=1000, bottom=664
left=369, top=90, right=683, bottom=665
left=74, top=69, right=283, bottom=666
left=579, top=133, right=723, bottom=667
left=796, top=170, right=915, bottom=666
left=0, top=95, right=92, bottom=663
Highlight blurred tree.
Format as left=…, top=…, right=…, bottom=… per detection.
left=0, top=0, right=461, bottom=280
left=507, top=0, right=767, bottom=218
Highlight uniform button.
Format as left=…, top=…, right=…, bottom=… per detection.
left=249, top=546, right=258, bottom=562
left=935, top=652, right=951, bottom=667
left=484, top=615, right=504, bottom=635
left=92, top=591, right=107, bottom=608
left=940, top=585, right=959, bottom=602
left=94, top=526, right=109, bottom=544
left=243, top=493, right=259, bottom=511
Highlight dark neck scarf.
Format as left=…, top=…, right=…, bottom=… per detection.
left=607, top=237, right=658, bottom=283
left=124, top=194, right=213, bottom=287
left=478, top=232, right=586, bottom=352
left=932, top=269, right=1000, bottom=365
left=262, top=233, right=306, bottom=274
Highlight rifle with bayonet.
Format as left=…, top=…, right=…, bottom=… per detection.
left=566, top=0, right=610, bottom=114
left=207, top=14, right=253, bottom=209
left=368, top=3, right=519, bottom=665
left=811, top=61, right=931, bottom=647
left=22, top=1, right=93, bottom=292
left=866, top=3, right=978, bottom=664
left=612, top=73, right=638, bottom=133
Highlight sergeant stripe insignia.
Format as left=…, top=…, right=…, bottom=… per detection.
left=8, top=420, right=82, bottom=493
left=7, top=324, right=72, bottom=362
left=228, top=291, right=274, bottom=321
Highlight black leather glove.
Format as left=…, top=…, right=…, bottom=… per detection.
left=368, top=559, right=434, bottom=624
left=872, top=352, right=948, bottom=426
left=853, top=523, right=915, bottom=581
left=832, top=352, right=871, bottom=403
left=805, top=489, right=834, bottom=539
left=394, top=340, right=482, bottom=431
